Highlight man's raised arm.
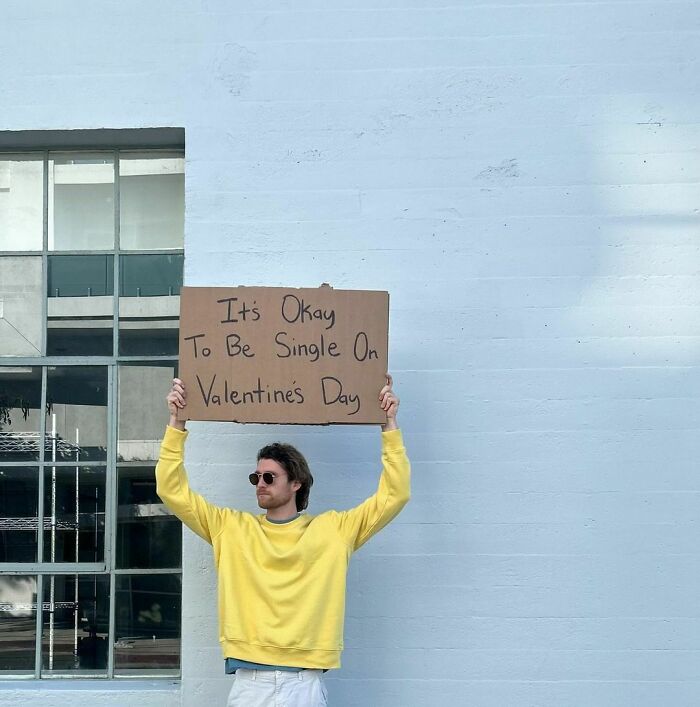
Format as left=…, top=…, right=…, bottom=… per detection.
left=334, top=375, right=411, bottom=551
left=155, top=378, right=226, bottom=544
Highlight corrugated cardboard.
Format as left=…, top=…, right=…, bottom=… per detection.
left=177, top=285, right=389, bottom=424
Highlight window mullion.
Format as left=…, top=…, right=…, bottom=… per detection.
left=107, top=571, right=116, bottom=678
left=34, top=573, right=43, bottom=677
left=34, top=158, right=48, bottom=678
left=113, top=148, right=120, bottom=357
left=0, top=563, right=106, bottom=574
left=107, top=148, right=120, bottom=678
left=106, top=362, right=118, bottom=678
left=36, top=367, right=46, bottom=566
left=41, top=151, right=48, bottom=356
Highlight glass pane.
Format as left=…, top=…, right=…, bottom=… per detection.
left=0, top=575, right=37, bottom=674
left=43, top=466, right=105, bottom=563
left=118, top=362, right=176, bottom=462
left=0, top=257, right=42, bottom=356
left=49, top=153, right=114, bottom=250
left=47, top=255, right=114, bottom=356
left=41, top=574, right=109, bottom=675
left=119, top=253, right=182, bottom=297
left=120, top=152, right=184, bottom=250
left=48, top=254, right=114, bottom=297
left=0, top=366, right=42, bottom=461
left=118, top=254, right=182, bottom=355
left=117, top=466, right=181, bottom=569
left=0, top=154, right=43, bottom=251
left=0, top=467, right=38, bottom=562
left=46, top=366, right=108, bottom=461
left=114, top=574, right=181, bottom=674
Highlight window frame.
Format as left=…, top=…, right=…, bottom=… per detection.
left=0, top=148, right=183, bottom=679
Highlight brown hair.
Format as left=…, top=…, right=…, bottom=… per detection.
left=257, top=442, right=314, bottom=512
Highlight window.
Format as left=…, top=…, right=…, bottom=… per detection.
left=0, top=147, right=184, bottom=678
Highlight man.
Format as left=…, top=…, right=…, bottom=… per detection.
left=156, top=375, right=410, bottom=706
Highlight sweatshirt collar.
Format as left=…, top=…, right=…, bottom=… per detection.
left=264, top=512, right=302, bottom=525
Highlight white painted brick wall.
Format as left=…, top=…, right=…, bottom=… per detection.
left=1, top=0, right=699, bottom=705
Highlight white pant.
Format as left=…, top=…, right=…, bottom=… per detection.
left=226, top=668, right=329, bottom=707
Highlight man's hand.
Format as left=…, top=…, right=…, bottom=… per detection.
left=167, top=378, right=187, bottom=431
left=379, top=374, right=399, bottom=432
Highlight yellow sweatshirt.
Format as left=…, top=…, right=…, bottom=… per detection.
left=155, top=426, right=410, bottom=670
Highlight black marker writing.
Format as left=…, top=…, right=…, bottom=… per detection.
left=274, top=331, right=340, bottom=362
left=281, top=294, right=336, bottom=330
left=218, top=297, right=261, bottom=324
left=321, top=376, right=360, bottom=416
left=184, top=333, right=210, bottom=358
left=353, top=331, right=378, bottom=362
left=226, top=333, right=255, bottom=358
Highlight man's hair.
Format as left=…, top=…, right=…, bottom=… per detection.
left=257, top=442, right=314, bottom=512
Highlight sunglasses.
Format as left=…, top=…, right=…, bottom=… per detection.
left=249, top=472, right=278, bottom=486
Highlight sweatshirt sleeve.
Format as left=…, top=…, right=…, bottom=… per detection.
left=155, top=426, right=226, bottom=544
left=334, top=428, right=411, bottom=552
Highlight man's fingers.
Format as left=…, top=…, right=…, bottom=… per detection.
left=171, top=378, right=186, bottom=398
left=167, top=384, right=186, bottom=409
left=379, top=373, right=398, bottom=418
left=382, top=394, right=398, bottom=411
left=379, top=374, right=394, bottom=398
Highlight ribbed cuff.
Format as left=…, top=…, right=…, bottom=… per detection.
left=163, top=425, right=188, bottom=450
left=381, top=428, right=404, bottom=451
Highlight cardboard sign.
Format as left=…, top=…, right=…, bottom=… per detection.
left=177, top=285, right=389, bottom=424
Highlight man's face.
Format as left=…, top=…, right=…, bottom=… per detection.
left=253, top=458, right=301, bottom=511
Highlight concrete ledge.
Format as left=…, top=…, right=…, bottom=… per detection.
left=0, top=679, right=180, bottom=691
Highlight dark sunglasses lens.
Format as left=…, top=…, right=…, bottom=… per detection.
left=249, top=472, right=275, bottom=485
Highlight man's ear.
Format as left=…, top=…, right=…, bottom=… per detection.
left=292, top=480, right=301, bottom=492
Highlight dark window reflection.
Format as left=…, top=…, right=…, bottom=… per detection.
left=48, top=255, right=114, bottom=297
left=43, top=467, right=105, bottom=563
left=114, top=574, right=181, bottom=673
left=47, top=329, right=114, bottom=357
left=118, top=254, right=182, bottom=356
left=47, top=255, right=114, bottom=356
left=119, top=254, right=182, bottom=297
left=0, top=468, right=38, bottom=562
left=0, top=367, right=42, bottom=461
left=41, top=574, right=109, bottom=675
left=118, top=328, right=179, bottom=357
left=46, top=367, right=108, bottom=461
left=0, top=575, right=37, bottom=673
left=117, top=466, right=181, bottom=569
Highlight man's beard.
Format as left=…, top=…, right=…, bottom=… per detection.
left=257, top=493, right=286, bottom=509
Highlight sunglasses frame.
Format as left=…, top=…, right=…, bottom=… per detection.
left=249, top=472, right=277, bottom=486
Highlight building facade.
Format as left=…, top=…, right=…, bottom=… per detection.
left=1, top=1, right=699, bottom=706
